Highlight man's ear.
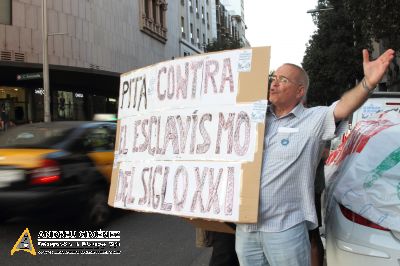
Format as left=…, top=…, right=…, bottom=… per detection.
left=296, top=85, right=305, bottom=99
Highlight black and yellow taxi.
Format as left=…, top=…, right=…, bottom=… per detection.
left=0, top=121, right=116, bottom=226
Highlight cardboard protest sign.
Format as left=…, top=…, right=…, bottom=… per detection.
left=108, top=47, right=270, bottom=223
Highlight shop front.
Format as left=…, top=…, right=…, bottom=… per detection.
left=0, top=86, right=28, bottom=125
left=0, top=62, right=119, bottom=124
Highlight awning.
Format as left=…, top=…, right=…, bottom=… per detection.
left=0, top=61, right=120, bottom=97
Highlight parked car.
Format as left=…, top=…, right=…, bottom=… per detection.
left=326, top=201, right=400, bottom=265
left=325, top=92, right=400, bottom=265
left=0, top=121, right=116, bottom=227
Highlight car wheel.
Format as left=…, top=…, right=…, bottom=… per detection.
left=85, top=189, right=112, bottom=228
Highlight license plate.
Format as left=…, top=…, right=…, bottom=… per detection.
left=0, top=170, right=25, bottom=188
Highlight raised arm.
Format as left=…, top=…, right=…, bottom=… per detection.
left=334, top=49, right=395, bottom=122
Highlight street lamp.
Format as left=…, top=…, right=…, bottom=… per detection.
left=42, top=0, right=50, bottom=122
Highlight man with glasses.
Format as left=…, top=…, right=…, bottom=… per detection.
left=235, top=49, right=395, bottom=266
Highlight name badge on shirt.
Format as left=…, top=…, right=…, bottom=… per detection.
left=277, top=127, right=299, bottom=133
left=277, top=127, right=299, bottom=146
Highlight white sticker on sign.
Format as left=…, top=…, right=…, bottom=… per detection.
left=251, top=100, right=268, bottom=122
left=238, top=49, right=252, bottom=72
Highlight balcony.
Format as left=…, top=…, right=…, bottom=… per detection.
left=141, top=17, right=167, bottom=43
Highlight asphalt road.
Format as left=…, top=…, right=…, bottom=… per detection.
left=0, top=210, right=212, bottom=266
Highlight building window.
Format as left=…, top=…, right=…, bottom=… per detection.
left=181, top=16, right=185, bottom=39
left=0, top=0, right=11, bottom=25
left=140, top=0, right=168, bottom=43
left=190, top=23, right=194, bottom=44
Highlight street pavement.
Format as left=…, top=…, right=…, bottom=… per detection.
left=0, top=210, right=328, bottom=265
left=0, top=210, right=213, bottom=266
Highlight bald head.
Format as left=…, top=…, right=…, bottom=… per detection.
left=281, top=63, right=309, bottom=99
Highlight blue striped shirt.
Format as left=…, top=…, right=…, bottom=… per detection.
left=238, top=103, right=340, bottom=232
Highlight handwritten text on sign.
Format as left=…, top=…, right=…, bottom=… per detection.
left=118, top=49, right=253, bottom=118
left=113, top=161, right=241, bottom=221
left=117, top=104, right=260, bottom=162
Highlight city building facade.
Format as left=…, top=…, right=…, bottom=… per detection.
left=179, top=0, right=216, bottom=57
left=0, top=0, right=180, bottom=123
left=178, top=0, right=249, bottom=56
left=0, top=0, right=248, bottom=124
left=219, top=0, right=249, bottom=47
left=213, top=0, right=249, bottom=49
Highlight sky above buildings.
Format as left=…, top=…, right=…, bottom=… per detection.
left=244, top=0, right=318, bottom=71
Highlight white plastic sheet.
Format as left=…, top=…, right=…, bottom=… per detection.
left=325, top=111, right=400, bottom=231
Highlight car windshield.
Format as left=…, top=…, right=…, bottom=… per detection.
left=0, top=124, right=75, bottom=148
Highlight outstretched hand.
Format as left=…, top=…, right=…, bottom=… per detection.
left=334, top=48, right=396, bottom=121
left=363, top=49, right=395, bottom=88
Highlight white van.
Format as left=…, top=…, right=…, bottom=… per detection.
left=350, top=91, right=400, bottom=127
left=330, top=92, right=400, bottom=150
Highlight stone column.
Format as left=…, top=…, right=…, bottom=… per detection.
left=147, top=0, right=153, bottom=21
left=161, top=2, right=167, bottom=28
left=155, top=0, right=161, bottom=32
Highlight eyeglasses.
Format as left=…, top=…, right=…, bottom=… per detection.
left=270, top=75, right=301, bottom=85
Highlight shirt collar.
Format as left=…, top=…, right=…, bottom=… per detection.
left=291, top=103, right=306, bottom=117
left=268, top=102, right=306, bottom=118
